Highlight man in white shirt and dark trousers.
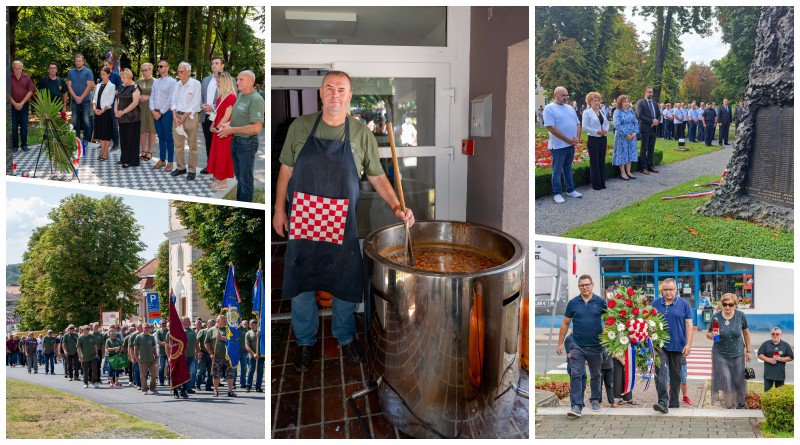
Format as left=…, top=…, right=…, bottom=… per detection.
left=171, top=62, right=203, bottom=180
left=199, top=57, right=226, bottom=175
left=150, top=59, right=177, bottom=172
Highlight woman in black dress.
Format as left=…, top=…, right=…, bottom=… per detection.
left=92, top=67, right=115, bottom=161
left=114, top=68, right=141, bottom=168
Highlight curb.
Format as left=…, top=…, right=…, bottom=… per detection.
left=535, top=406, right=764, bottom=419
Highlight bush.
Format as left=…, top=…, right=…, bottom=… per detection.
left=535, top=150, right=664, bottom=198
left=761, top=384, right=793, bottom=433
left=535, top=380, right=570, bottom=399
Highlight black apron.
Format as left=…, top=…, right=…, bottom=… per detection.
left=281, top=114, right=365, bottom=303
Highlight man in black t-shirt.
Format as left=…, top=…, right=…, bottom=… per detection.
left=39, top=62, right=69, bottom=115
left=757, top=327, right=794, bottom=392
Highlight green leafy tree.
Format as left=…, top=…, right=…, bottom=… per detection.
left=640, top=20, right=686, bottom=103
left=538, top=38, right=592, bottom=106
left=711, top=7, right=760, bottom=102
left=605, top=15, right=646, bottom=101
left=16, top=195, right=145, bottom=331
left=153, top=240, right=170, bottom=313
left=173, top=202, right=264, bottom=318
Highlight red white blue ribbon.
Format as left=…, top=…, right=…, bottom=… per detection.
left=660, top=190, right=714, bottom=200
left=623, top=344, right=636, bottom=395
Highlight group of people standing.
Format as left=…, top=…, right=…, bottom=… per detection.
left=9, top=54, right=264, bottom=202
left=556, top=275, right=793, bottom=418
left=8, top=316, right=264, bottom=400
left=543, top=85, right=743, bottom=201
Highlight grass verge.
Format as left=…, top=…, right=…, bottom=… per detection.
left=562, top=174, right=793, bottom=262
left=761, top=421, right=794, bottom=438
left=6, top=380, right=182, bottom=439
left=224, top=185, right=266, bottom=204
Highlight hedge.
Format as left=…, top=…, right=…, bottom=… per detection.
left=535, top=150, right=664, bottom=198
left=762, top=384, right=793, bottom=434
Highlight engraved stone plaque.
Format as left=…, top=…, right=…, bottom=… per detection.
left=745, top=106, right=794, bottom=206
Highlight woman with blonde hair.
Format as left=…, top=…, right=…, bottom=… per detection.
left=137, top=62, right=157, bottom=161
left=115, top=68, right=142, bottom=168
left=705, top=293, right=751, bottom=409
left=92, top=67, right=116, bottom=161
left=206, top=72, right=237, bottom=190
left=611, top=95, right=638, bottom=180
left=582, top=92, right=609, bottom=190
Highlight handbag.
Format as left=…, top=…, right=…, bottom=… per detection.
left=744, top=366, right=756, bottom=380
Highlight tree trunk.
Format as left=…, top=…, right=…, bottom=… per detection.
left=203, top=7, right=215, bottom=68
left=221, top=8, right=230, bottom=64
left=148, top=8, right=156, bottom=62
left=160, top=9, right=168, bottom=61
left=183, top=6, right=194, bottom=64
left=195, top=7, right=206, bottom=77
left=110, top=6, right=123, bottom=48
left=8, top=6, right=20, bottom=62
left=653, top=7, right=673, bottom=102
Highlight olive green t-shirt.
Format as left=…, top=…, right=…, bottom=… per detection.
left=135, top=333, right=156, bottom=363
left=62, top=333, right=79, bottom=355
left=77, top=334, right=97, bottom=362
left=156, top=328, right=169, bottom=355
left=93, top=332, right=104, bottom=352
left=184, top=328, right=197, bottom=359
left=229, top=91, right=265, bottom=132
left=196, top=328, right=207, bottom=350
left=205, top=327, right=228, bottom=358
left=279, top=112, right=384, bottom=178
left=43, top=336, right=57, bottom=354
left=127, top=332, right=140, bottom=354
left=105, top=337, right=122, bottom=356
left=245, top=329, right=259, bottom=356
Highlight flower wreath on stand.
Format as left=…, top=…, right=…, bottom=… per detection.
left=599, top=286, right=670, bottom=395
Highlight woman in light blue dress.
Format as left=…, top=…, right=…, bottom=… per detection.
left=612, top=95, right=639, bottom=180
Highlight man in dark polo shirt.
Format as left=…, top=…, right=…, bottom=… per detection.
left=652, top=277, right=693, bottom=413
left=757, top=327, right=794, bottom=392
left=557, top=274, right=607, bottom=417
left=39, top=62, right=69, bottom=116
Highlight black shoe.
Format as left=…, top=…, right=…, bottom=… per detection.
left=200, top=168, right=209, bottom=175
left=293, top=345, right=313, bottom=372
left=171, top=168, right=187, bottom=177
left=255, top=388, right=264, bottom=393
left=228, top=391, right=238, bottom=397
left=172, top=391, right=180, bottom=399
left=187, top=388, right=196, bottom=394
left=180, top=391, right=188, bottom=399
left=187, top=172, right=196, bottom=181
left=342, top=338, right=364, bottom=364
left=246, top=387, right=251, bottom=393
left=653, top=402, right=668, bottom=414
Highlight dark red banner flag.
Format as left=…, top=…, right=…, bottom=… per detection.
left=167, top=292, right=190, bottom=389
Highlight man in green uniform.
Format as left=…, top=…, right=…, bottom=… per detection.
left=237, top=319, right=250, bottom=389
left=196, top=318, right=215, bottom=391
left=42, top=330, right=58, bottom=375
left=128, top=323, right=143, bottom=389
left=62, top=325, right=80, bottom=380
left=170, top=316, right=198, bottom=399
left=205, top=315, right=237, bottom=397
left=156, top=322, right=170, bottom=387
left=77, top=325, right=98, bottom=388
left=244, top=319, right=264, bottom=392
left=92, top=323, right=104, bottom=384
left=105, top=330, right=123, bottom=387
left=134, top=324, right=158, bottom=395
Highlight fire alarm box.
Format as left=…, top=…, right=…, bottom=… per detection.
left=461, top=139, right=474, bottom=156
left=470, top=93, right=492, bottom=137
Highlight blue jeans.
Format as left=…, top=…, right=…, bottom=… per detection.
left=231, top=136, right=259, bottom=202
left=158, top=354, right=169, bottom=386
left=688, top=121, right=697, bottom=142
left=291, top=291, right=357, bottom=346
left=196, top=352, right=212, bottom=389
left=71, top=99, right=93, bottom=146
left=247, top=356, right=264, bottom=390
left=133, top=362, right=141, bottom=387
left=11, top=103, right=29, bottom=150
left=182, top=356, right=197, bottom=392
left=550, top=146, right=575, bottom=195
left=239, top=351, right=248, bottom=388
left=44, top=353, right=55, bottom=373
left=154, top=110, right=175, bottom=163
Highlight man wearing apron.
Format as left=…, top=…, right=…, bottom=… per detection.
left=273, top=71, right=414, bottom=373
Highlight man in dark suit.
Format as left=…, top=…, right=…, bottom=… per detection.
left=717, top=98, right=732, bottom=146
left=635, top=86, right=661, bottom=174
left=734, top=99, right=745, bottom=130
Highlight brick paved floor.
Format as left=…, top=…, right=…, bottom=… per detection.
left=535, top=415, right=762, bottom=438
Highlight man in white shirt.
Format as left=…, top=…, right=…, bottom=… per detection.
left=171, top=61, right=203, bottom=180
left=200, top=57, right=226, bottom=174
left=149, top=59, right=177, bottom=172
left=544, top=86, right=582, bottom=204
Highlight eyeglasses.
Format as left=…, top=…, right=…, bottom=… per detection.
left=721, top=303, right=735, bottom=307
left=771, top=333, right=781, bottom=336
left=157, top=65, right=166, bottom=68
left=578, top=284, right=592, bottom=288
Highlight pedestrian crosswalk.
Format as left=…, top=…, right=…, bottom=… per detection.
left=685, top=347, right=712, bottom=380
left=546, top=362, right=568, bottom=375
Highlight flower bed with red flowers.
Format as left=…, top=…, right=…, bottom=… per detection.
left=534, top=380, right=571, bottom=399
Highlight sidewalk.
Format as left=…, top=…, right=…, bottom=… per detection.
left=535, top=144, right=732, bottom=235
left=535, top=327, right=782, bottom=348
left=535, top=414, right=762, bottom=438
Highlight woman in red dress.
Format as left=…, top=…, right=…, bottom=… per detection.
left=207, top=71, right=237, bottom=190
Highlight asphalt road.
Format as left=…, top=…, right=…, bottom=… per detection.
left=7, top=365, right=265, bottom=439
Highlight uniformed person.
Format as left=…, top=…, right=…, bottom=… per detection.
left=105, top=330, right=123, bottom=387
left=134, top=324, right=158, bottom=395
left=91, top=323, right=104, bottom=384
left=196, top=318, right=215, bottom=391
left=701, top=102, right=718, bottom=147
left=62, top=325, right=80, bottom=381
left=42, top=330, right=58, bottom=375
left=156, top=322, right=170, bottom=387
left=128, top=323, right=143, bottom=389
left=177, top=316, right=199, bottom=397
left=77, top=325, right=99, bottom=388
left=237, top=319, right=250, bottom=389
left=273, top=70, right=414, bottom=373
left=205, top=314, right=237, bottom=397
left=244, top=319, right=264, bottom=392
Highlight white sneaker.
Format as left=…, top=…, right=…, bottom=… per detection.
left=83, top=384, right=88, bottom=388
left=553, top=194, right=566, bottom=204
left=567, top=190, right=583, bottom=198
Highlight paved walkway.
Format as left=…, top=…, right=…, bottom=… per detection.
left=8, top=365, right=265, bottom=438
left=12, top=130, right=265, bottom=202
left=535, top=414, right=762, bottom=438
left=535, top=144, right=733, bottom=235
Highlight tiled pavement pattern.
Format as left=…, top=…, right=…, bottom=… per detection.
left=535, top=415, right=762, bottom=438
left=11, top=130, right=266, bottom=200
left=554, top=374, right=706, bottom=409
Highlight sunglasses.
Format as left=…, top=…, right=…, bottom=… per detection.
left=157, top=65, right=166, bottom=68
left=722, top=303, right=735, bottom=307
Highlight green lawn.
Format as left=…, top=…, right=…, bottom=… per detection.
left=563, top=174, right=793, bottom=262
left=6, top=380, right=182, bottom=439
left=224, top=185, right=266, bottom=204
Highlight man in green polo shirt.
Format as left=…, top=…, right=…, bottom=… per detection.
left=62, top=325, right=80, bottom=381
left=128, top=323, right=143, bottom=389
left=171, top=316, right=199, bottom=399
left=42, top=330, right=58, bottom=375
left=245, top=319, right=263, bottom=392
left=156, top=322, right=170, bottom=387
left=196, top=318, right=215, bottom=391
left=217, top=70, right=264, bottom=202
left=205, top=315, right=237, bottom=397
left=92, top=323, right=104, bottom=385
left=134, top=324, right=158, bottom=395
left=77, top=325, right=98, bottom=388
left=105, top=330, right=123, bottom=387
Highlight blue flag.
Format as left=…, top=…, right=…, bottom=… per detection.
left=252, top=268, right=265, bottom=356
left=222, top=264, right=242, bottom=367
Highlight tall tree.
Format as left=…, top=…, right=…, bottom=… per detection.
left=640, top=19, right=686, bottom=103
left=109, top=6, right=123, bottom=47
left=538, top=38, right=593, bottom=106
left=681, top=63, right=718, bottom=102
left=711, top=7, right=760, bottom=102
left=16, top=195, right=145, bottom=330
left=153, top=240, right=170, bottom=319
left=203, top=6, right=215, bottom=67
left=605, top=14, right=645, bottom=101
left=634, top=6, right=712, bottom=101
left=183, top=6, right=193, bottom=62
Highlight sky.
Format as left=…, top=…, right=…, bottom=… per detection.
left=6, top=183, right=169, bottom=265
left=623, top=7, right=729, bottom=66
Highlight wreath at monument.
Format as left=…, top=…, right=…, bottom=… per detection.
left=30, top=88, right=80, bottom=173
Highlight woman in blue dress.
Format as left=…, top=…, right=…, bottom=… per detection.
left=612, top=95, right=639, bottom=180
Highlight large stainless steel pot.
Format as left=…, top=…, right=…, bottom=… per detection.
left=363, top=221, right=526, bottom=438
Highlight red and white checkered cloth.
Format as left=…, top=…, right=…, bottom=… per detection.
left=289, top=192, right=349, bottom=245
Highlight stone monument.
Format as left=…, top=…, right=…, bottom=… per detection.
left=701, top=6, right=794, bottom=231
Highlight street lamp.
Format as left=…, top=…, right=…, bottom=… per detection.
left=117, top=291, right=124, bottom=325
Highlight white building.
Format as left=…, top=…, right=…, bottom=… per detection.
left=6, top=285, right=21, bottom=334
left=535, top=241, right=793, bottom=332
left=165, top=203, right=213, bottom=322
